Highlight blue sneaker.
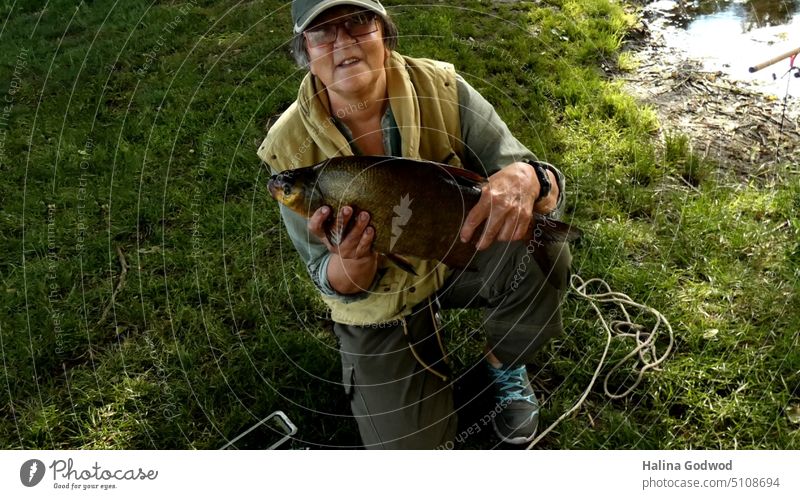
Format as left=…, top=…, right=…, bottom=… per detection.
left=487, top=363, right=539, bottom=444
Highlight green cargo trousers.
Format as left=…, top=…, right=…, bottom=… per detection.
left=332, top=240, right=572, bottom=449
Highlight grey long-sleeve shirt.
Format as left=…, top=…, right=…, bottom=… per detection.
left=276, top=74, right=565, bottom=300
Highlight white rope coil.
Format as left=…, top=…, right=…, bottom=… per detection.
left=527, top=274, right=674, bottom=449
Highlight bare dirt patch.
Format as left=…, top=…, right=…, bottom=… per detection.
left=620, top=18, right=800, bottom=178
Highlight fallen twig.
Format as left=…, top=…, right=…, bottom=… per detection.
left=96, top=246, right=129, bottom=326
left=676, top=174, right=702, bottom=194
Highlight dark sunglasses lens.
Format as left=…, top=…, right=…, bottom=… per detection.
left=304, top=13, right=377, bottom=46
left=347, top=15, right=377, bottom=36
left=305, top=28, right=333, bottom=46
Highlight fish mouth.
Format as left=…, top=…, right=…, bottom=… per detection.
left=267, top=175, right=279, bottom=199
left=267, top=174, right=288, bottom=201
left=268, top=172, right=314, bottom=216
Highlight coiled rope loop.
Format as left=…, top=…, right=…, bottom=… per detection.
left=527, top=274, right=674, bottom=449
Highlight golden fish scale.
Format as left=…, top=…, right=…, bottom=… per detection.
left=313, top=157, right=481, bottom=267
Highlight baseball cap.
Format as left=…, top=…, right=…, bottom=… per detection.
left=291, top=0, right=387, bottom=33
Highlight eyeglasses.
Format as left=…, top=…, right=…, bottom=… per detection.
left=303, top=13, right=379, bottom=47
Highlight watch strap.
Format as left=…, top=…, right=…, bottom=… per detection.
left=526, top=160, right=552, bottom=202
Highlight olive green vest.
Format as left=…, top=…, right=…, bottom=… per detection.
left=257, top=51, right=463, bottom=325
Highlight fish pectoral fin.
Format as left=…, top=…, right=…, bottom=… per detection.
left=440, top=245, right=479, bottom=271
left=385, top=253, right=418, bottom=276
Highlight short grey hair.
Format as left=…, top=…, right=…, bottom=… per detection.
left=290, top=12, right=399, bottom=68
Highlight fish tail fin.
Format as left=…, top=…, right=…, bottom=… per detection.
left=529, top=215, right=582, bottom=244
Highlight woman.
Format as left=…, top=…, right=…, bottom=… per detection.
left=257, top=0, right=572, bottom=449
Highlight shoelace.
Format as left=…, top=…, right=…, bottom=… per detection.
left=488, top=364, right=536, bottom=405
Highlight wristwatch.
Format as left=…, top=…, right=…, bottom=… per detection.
left=525, top=160, right=552, bottom=202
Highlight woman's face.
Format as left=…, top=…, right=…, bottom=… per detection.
left=305, top=7, right=389, bottom=99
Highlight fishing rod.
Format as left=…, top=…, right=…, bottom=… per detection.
left=748, top=45, right=800, bottom=73
left=748, top=45, right=800, bottom=160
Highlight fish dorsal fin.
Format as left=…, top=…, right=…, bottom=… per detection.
left=363, top=155, right=486, bottom=189
left=434, top=162, right=485, bottom=185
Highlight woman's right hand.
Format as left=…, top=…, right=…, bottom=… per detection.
left=308, top=205, right=378, bottom=294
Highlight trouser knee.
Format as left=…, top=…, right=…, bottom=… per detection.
left=485, top=241, right=572, bottom=365
left=333, top=310, right=457, bottom=449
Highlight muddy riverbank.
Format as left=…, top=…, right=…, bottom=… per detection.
left=620, top=3, right=800, bottom=176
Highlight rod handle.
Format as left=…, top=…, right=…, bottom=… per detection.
left=749, top=46, right=800, bottom=73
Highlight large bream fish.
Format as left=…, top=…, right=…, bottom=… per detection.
left=268, top=156, right=580, bottom=274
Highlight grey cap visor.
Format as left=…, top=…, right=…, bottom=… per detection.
left=294, top=0, right=387, bottom=33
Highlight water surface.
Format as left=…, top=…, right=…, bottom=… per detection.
left=645, top=0, right=800, bottom=96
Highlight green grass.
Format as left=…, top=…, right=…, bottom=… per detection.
left=0, top=0, right=797, bottom=449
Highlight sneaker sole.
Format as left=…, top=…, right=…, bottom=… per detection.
left=492, top=419, right=537, bottom=445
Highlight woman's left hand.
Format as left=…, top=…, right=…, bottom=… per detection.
left=459, top=161, right=558, bottom=250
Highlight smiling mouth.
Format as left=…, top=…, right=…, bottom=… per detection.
left=337, top=57, right=361, bottom=67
